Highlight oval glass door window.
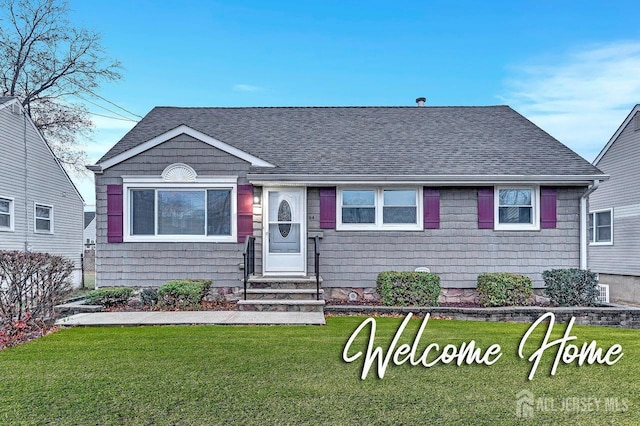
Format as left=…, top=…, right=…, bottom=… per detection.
left=278, top=200, right=292, bottom=237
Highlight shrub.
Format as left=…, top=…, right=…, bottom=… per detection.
left=140, top=288, right=158, bottom=306
left=376, top=271, right=440, bottom=307
left=0, top=250, right=74, bottom=348
left=85, top=287, right=134, bottom=307
left=476, top=273, right=533, bottom=307
left=542, top=268, right=599, bottom=306
left=158, top=279, right=211, bottom=309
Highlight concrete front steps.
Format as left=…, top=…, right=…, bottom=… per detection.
left=237, top=275, right=325, bottom=313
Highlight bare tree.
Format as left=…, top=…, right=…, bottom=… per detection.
left=0, top=0, right=121, bottom=172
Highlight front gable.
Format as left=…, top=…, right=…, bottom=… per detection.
left=96, top=125, right=275, bottom=171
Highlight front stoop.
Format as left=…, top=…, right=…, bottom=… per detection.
left=237, top=275, right=325, bottom=313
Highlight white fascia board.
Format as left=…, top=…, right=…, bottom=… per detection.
left=247, top=174, right=609, bottom=186
left=98, top=124, right=275, bottom=170
left=593, top=104, right=640, bottom=166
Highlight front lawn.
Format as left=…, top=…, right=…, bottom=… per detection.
left=0, top=316, right=638, bottom=425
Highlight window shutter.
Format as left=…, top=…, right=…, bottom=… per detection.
left=540, top=187, right=557, bottom=229
left=106, top=185, right=123, bottom=243
left=423, top=188, right=440, bottom=229
left=319, top=187, right=336, bottom=229
left=237, top=184, right=254, bottom=243
left=477, top=187, right=494, bottom=229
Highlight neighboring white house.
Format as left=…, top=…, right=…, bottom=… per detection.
left=0, top=96, right=84, bottom=287
left=84, top=211, right=96, bottom=249
left=589, top=104, right=640, bottom=304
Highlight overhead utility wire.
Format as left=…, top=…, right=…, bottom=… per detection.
left=89, top=111, right=138, bottom=122
left=75, top=93, right=137, bottom=121
left=63, top=76, right=144, bottom=119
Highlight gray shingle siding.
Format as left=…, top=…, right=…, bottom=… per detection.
left=304, top=187, right=582, bottom=289
left=589, top=110, right=640, bottom=277
left=95, top=134, right=251, bottom=288
left=0, top=101, right=84, bottom=285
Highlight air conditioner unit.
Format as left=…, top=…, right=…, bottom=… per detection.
left=596, top=284, right=609, bottom=304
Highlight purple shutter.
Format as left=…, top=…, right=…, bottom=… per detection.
left=423, top=188, right=440, bottom=229
left=540, top=187, right=557, bottom=229
left=106, top=185, right=123, bottom=243
left=237, top=184, right=254, bottom=243
left=477, top=187, right=494, bottom=229
left=319, top=187, right=336, bottom=229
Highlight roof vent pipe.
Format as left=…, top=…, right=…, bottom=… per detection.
left=416, top=97, right=426, bottom=107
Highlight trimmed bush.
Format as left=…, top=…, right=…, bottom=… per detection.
left=477, top=273, right=533, bottom=307
left=158, top=279, right=211, bottom=309
left=140, top=288, right=158, bottom=306
left=542, top=268, right=599, bottom=306
left=0, top=250, right=74, bottom=348
left=86, top=287, right=134, bottom=307
left=376, top=271, right=440, bottom=307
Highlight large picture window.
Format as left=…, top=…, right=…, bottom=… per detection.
left=588, top=209, right=613, bottom=245
left=127, top=185, right=235, bottom=241
left=338, top=188, right=421, bottom=230
left=494, top=187, right=540, bottom=230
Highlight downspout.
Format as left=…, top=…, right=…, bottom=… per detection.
left=580, top=180, right=600, bottom=270
left=22, top=107, right=30, bottom=252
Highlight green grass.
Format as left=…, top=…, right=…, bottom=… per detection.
left=0, top=315, right=639, bottom=425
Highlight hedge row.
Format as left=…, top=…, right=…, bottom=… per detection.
left=375, top=268, right=601, bottom=308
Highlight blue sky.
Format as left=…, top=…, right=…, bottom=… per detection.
left=67, top=1, right=640, bottom=205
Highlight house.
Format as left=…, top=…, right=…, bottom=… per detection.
left=88, top=101, right=606, bottom=302
left=0, top=97, right=84, bottom=287
left=589, top=104, right=640, bottom=304
left=84, top=211, right=96, bottom=249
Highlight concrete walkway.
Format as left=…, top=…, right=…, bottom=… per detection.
left=55, top=311, right=325, bottom=326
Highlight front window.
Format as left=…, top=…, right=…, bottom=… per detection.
left=342, top=190, right=375, bottom=224
left=589, top=209, right=613, bottom=245
left=0, top=197, right=13, bottom=231
left=128, top=187, right=234, bottom=241
left=494, top=187, right=539, bottom=230
left=338, top=188, right=421, bottom=230
left=34, top=204, right=53, bottom=233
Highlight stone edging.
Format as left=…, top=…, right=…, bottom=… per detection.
left=325, top=305, right=640, bottom=328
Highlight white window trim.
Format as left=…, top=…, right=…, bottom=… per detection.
left=336, top=187, right=423, bottom=231
left=0, top=196, right=14, bottom=232
left=123, top=177, right=238, bottom=243
left=588, top=208, right=613, bottom=246
left=494, top=186, right=540, bottom=231
left=34, top=203, right=54, bottom=234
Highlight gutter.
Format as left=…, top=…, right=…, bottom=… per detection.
left=580, top=180, right=601, bottom=270
left=247, top=174, right=609, bottom=186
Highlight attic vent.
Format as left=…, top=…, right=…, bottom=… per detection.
left=161, top=163, right=197, bottom=182
left=635, top=113, right=640, bottom=131
left=10, top=103, right=20, bottom=115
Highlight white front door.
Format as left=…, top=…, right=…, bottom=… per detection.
left=263, top=187, right=306, bottom=275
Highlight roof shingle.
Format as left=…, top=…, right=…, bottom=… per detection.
left=98, top=106, right=602, bottom=177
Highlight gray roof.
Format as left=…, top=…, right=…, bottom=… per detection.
left=84, top=211, right=96, bottom=228
left=0, top=96, right=17, bottom=104
left=99, top=106, right=603, bottom=177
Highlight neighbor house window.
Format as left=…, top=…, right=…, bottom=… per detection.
left=589, top=209, right=613, bottom=245
left=338, top=188, right=421, bottom=230
left=494, top=187, right=540, bottom=230
left=34, top=204, right=53, bottom=233
left=0, top=197, right=13, bottom=231
left=127, top=186, right=235, bottom=241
